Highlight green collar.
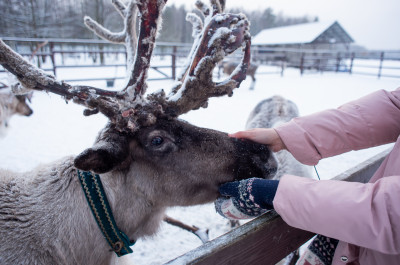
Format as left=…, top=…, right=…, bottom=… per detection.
left=77, top=170, right=134, bottom=257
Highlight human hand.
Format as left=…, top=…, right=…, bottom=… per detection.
left=229, top=128, right=286, bottom=152
left=214, top=178, right=279, bottom=220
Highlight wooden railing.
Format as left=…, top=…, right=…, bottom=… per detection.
left=166, top=148, right=391, bottom=265
left=0, top=37, right=191, bottom=83
left=1, top=37, right=399, bottom=83
left=252, top=46, right=400, bottom=79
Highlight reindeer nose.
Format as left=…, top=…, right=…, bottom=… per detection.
left=264, top=154, right=278, bottom=179
left=251, top=152, right=278, bottom=179
left=26, top=109, right=33, bottom=116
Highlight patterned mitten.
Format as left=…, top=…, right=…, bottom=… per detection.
left=215, top=178, right=279, bottom=220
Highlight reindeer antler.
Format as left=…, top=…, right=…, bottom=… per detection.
left=0, top=0, right=251, bottom=132
left=151, top=0, right=251, bottom=116
left=84, top=0, right=138, bottom=76
left=0, top=0, right=167, bottom=132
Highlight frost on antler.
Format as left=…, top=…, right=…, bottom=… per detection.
left=84, top=0, right=139, bottom=74
left=0, top=0, right=168, bottom=134
left=152, top=1, right=251, bottom=117
left=0, top=0, right=251, bottom=134
left=123, top=0, right=167, bottom=99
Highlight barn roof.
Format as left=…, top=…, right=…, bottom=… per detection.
left=252, top=21, right=354, bottom=46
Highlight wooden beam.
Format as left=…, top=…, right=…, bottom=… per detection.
left=166, top=148, right=391, bottom=265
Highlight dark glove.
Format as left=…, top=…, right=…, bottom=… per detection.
left=215, top=178, right=279, bottom=220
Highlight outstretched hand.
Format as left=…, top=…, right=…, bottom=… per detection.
left=229, top=128, right=286, bottom=152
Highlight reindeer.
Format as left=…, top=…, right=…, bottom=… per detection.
left=0, top=1, right=278, bottom=264
left=0, top=87, right=33, bottom=136
left=246, top=95, right=312, bottom=179
left=219, top=60, right=258, bottom=90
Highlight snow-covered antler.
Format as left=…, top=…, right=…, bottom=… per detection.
left=86, top=0, right=166, bottom=100
left=84, top=0, right=138, bottom=74
left=151, top=0, right=251, bottom=116
left=0, top=0, right=167, bottom=132
left=0, top=0, right=251, bottom=132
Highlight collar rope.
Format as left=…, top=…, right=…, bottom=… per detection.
left=77, top=170, right=134, bottom=257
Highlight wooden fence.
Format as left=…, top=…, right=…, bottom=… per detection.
left=252, top=46, right=400, bottom=79
left=0, top=37, right=400, bottom=83
left=0, top=37, right=191, bottom=83
left=166, top=148, right=391, bottom=265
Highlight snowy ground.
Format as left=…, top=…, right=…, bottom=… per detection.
left=0, top=63, right=399, bottom=264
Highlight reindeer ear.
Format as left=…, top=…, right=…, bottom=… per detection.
left=74, top=140, right=129, bottom=174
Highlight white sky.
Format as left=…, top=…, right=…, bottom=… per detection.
left=167, top=0, right=400, bottom=50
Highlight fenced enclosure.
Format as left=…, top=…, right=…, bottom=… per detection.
left=166, top=148, right=391, bottom=265
left=0, top=37, right=192, bottom=84
left=1, top=37, right=400, bottom=85
left=253, top=46, right=400, bottom=79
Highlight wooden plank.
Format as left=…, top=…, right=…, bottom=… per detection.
left=166, top=148, right=391, bottom=265
left=173, top=213, right=313, bottom=265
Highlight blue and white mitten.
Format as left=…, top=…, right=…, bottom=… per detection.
left=215, top=178, right=279, bottom=220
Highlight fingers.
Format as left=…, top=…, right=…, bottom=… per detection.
left=228, top=131, right=250, bottom=139
left=229, top=128, right=272, bottom=145
left=228, top=128, right=264, bottom=141
left=229, top=128, right=286, bottom=152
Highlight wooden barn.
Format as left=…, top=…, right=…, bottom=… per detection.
left=252, top=21, right=354, bottom=50
left=251, top=21, right=355, bottom=71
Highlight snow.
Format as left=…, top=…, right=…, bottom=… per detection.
left=252, top=21, right=335, bottom=45
left=0, top=62, right=399, bottom=264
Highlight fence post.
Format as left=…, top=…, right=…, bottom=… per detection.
left=281, top=52, right=287, bottom=77
left=349, top=52, right=355, bottom=75
left=171, top=46, right=177, bottom=80
left=336, top=52, right=341, bottom=72
left=300, top=53, right=305, bottom=75
left=49, top=42, right=57, bottom=76
left=378, top=52, right=384, bottom=79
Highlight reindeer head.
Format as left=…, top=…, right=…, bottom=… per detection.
left=13, top=94, right=33, bottom=117
left=0, top=0, right=277, bottom=204
left=0, top=81, right=33, bottom=118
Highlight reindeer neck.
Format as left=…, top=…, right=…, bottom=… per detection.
left=99, top=170, right=167, bottom=241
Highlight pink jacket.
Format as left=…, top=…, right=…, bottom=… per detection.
left=273, top=88, right=400, bottom=265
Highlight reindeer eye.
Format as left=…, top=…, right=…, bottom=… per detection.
left=151, top=136, right=164, bottom=146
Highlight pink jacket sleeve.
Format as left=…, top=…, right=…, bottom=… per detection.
left=275, top=88, right=400, bottom=165
left=273, top=175, right=400, bottom=254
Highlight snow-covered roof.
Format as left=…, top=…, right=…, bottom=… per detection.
left=252, top=21, right=353, bottom=46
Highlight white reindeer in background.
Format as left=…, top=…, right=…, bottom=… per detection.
left=0, top=85, right=32, bottom=136
left=0, top=0, right=278, bottom=264
left=246, top=95, right=312, bottom=179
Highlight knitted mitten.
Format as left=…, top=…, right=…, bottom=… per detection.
left=215, top=178, right=279, bottom=220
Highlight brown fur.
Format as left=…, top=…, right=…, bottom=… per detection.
left=221, top=61, right=258, bottom=82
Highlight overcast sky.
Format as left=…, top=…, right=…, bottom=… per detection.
left=166, top=0, right=400, bottom=50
